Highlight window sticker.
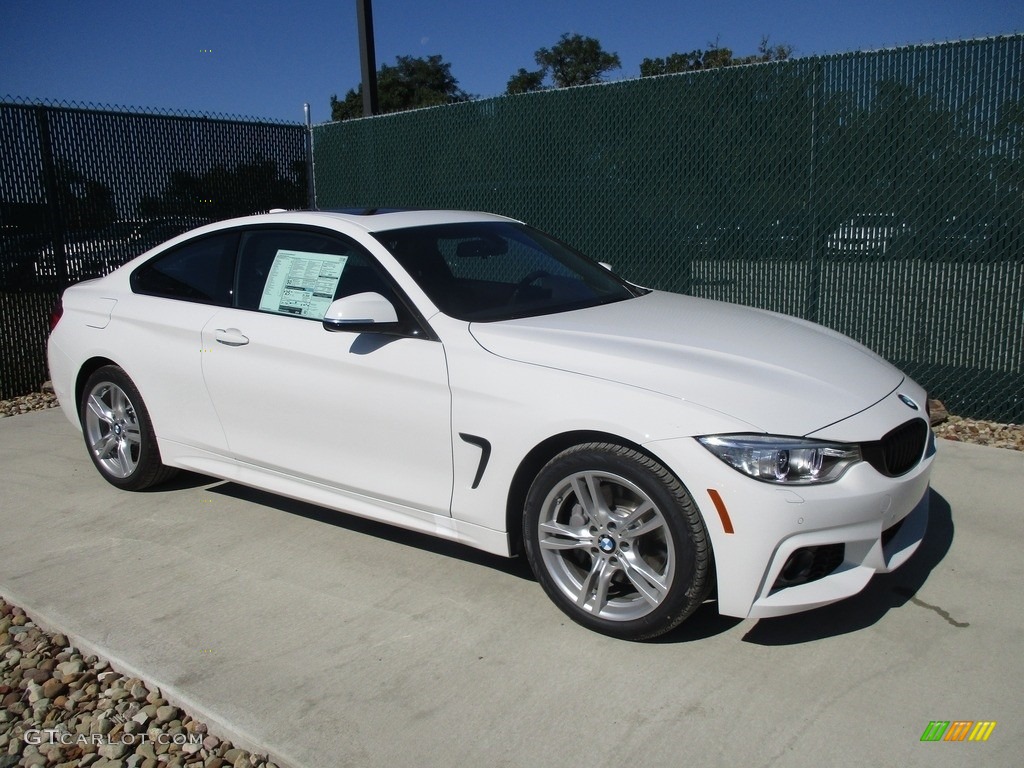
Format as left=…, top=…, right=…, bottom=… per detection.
left=258, top=249, right=348, bottom=319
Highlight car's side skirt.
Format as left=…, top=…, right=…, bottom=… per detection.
left=159, top=440, right=513, bottom=557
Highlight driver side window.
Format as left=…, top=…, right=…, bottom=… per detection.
left=234, top=229, right=401, bottom=320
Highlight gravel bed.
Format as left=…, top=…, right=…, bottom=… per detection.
left=930, top=412, right=1024, bottom=451
left=0, top=599, right=279, bottom=768
left=0, top=388, right=60, bottom=419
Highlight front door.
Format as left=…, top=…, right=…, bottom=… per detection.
left=200, top=227, right=453, bottom=516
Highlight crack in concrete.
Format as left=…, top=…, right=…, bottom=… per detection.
left=895, top=588, right=970, bottom=627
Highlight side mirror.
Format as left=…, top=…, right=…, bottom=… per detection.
left=322, top=292, right=399, bottom=333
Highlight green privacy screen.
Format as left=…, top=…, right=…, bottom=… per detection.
left=313, top=36, right=1023, bottom=423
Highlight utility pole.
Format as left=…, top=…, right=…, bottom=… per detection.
left=356, top=0, right=379, bottom=116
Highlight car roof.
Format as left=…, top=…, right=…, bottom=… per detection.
left=257, top=208, right=521, bottom=233
left=150, top=209, right=524, bottom=255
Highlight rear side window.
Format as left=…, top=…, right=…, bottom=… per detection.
left=131, top=232, right=238, bottom=305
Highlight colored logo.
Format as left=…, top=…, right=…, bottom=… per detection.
left=920, top=721, right=997, bottom=742
left=898, top=393, right=919, bottom=410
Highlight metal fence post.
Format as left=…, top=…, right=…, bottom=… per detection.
left=305, top=103, right=316, bottom=209
left=35, top=105, right=69, bottom=287
left=804, top=60, right=822, bottom=324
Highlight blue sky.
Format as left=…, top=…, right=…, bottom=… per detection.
left=1, top=0, right=1021, bottom=124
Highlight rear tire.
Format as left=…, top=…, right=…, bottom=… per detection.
left=523, top=442, right=711, bottom=640
left=79, top=365, right=177, bottom=491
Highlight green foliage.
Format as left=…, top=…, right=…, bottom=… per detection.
left=535, top=33, right=622, bottom=88
left=330, top=54, right=471, bottom=121
left=506, top=33, right=621, bottom=94
left=641, top=36, right=793, bottom=77
left=506, top=67, right=546, bottom=95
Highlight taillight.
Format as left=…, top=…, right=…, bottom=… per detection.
left=49, top=298, right=63, bottom=332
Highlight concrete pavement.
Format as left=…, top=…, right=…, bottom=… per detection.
left=2, top=408, right=1022, bottom=767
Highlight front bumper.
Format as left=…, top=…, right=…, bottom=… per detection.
left=646, top=429, right=934, bottom=619
left=743, top=484, right=928, bottom=618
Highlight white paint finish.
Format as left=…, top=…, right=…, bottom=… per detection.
left=199, top=307, right=453, bottom=517
left=646, top=435, right=933, bottom=617
left=51, top=280, right=229, bottom=455
left=469, top=290, right=905, bottom=436
left=47, top=209, right=936, bottom=626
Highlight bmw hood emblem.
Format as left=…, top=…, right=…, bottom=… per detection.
left=898, top=394, right=919, bottom=411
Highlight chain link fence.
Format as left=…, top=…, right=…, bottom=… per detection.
left=314, top=35, right=1024, bottom=423
left=0, top=97, right=308, bottom=399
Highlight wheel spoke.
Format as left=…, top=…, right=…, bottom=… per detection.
left=620, top=552, right=669, bottom=607
left=619, top=499, right=654, bottom=527
left=576, top=557, right=599, bottom=606
left=538, top=521, right=591, bottom=551
left=571, top=472, right=609, bottom=522
left=569, top=475, right=594, bottom=517
left=618, top=512, right=667, bottom=540
left=575, top=555, right=618, bottom=610
left=116, top=440, right=136, bottom=475
left=86, top=394, right=114, bottom=426
left=122, top=424, right=141, bottom=445
left=591, top=559, right=618, bottom=613
left=112, top=388, right=131, bottom=422
left=91, top=432, right=117, bottom=459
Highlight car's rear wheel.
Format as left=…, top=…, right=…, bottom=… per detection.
left=80, top=366, right=176, bottom=491
left=523, top=443, right=711, bottom=640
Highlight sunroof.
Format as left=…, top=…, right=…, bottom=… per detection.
left=328, top=207, right=416, bottom=216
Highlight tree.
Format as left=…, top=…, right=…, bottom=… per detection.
left=330, top=54, right=471, bottom=121
left=641, top=36, right=793, bottom=77
left=506, top=33, right=621, bottom=94
left=506, top=67, right=546, bottom=95
left=639, top=50, right=705, bottom=77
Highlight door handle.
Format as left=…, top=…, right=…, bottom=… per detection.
left=214, top=328, right=249, bottom=347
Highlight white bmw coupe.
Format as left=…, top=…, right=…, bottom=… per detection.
left=48, top=209, right=934, bottom=639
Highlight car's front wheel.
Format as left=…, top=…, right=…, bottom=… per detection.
left=79, top=365, right=177, bottom=491
left=523, top=443, right=711, bottom=640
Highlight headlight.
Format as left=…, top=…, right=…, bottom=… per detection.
left=698, top=435, right=861, bottom=484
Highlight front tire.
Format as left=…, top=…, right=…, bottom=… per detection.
left=523, top=443, right=711, bottom=640
left=79, top=366, right=177, bottom=491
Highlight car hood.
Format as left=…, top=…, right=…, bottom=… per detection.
left=468, top=291, right=903, bottom=435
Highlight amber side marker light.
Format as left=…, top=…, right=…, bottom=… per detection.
left=707, top=489, right=734, bottom=534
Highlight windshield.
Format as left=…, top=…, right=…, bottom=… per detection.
left=372, top=221, right=639, bottom=321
